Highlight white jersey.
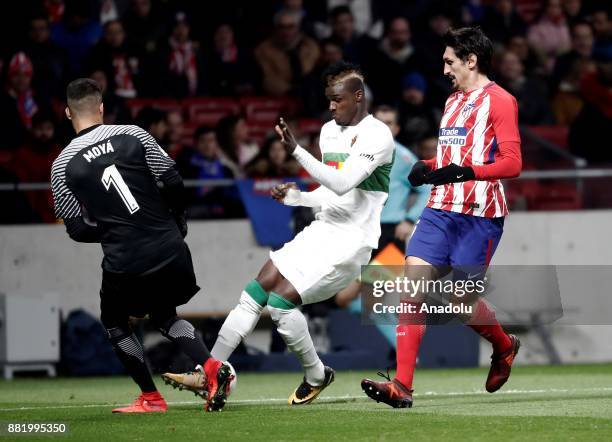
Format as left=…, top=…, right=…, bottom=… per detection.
left=314, top=115, right=395, bottom=248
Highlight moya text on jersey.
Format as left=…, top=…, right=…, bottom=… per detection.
left=83, top=140, right=115, bottom=163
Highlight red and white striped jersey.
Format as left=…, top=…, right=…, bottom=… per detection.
left=426, top=82, right=520, bottom=218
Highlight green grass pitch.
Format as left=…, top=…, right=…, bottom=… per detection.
left=1, top=364, right=612, bottom=441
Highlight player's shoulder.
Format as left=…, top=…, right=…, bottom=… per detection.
left=362, top=115, right=394, bottom=144
left=485, top=82, right=518, bottom=106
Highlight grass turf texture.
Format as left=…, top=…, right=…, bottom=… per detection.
left=1, top=364, right=612, bottom=441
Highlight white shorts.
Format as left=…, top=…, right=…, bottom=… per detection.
left=270, top=220, right=372, bottom=305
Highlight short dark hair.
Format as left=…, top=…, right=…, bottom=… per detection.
left=322, top=60, right=365, bottom=92
left=135, top=106, right=166, bottom=130
left=330, top=5, right=352, bottom=22
left=66, top=78, right=103, bottom=114
left=194, top=125, right=215, bottom=140
left=443, top=26, right=493, bottom=75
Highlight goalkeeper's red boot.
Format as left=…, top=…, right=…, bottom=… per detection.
left=486, top=334, right=521, bottom=393
left=203, top=358, right=234, bottom=412
left=361, top=371, right=413, bottom=409
left=112, top=391, right=167, bottom=413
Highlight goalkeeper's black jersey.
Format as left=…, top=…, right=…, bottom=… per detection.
left=51, top=124, right=184, bottom=274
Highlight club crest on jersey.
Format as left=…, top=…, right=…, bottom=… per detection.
left=461, top=102, right=476, bottom=118
left=438, top=127, right=467, bottom=147
left=83, top=140, right=115, bottom=163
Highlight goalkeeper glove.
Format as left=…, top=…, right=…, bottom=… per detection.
left=426, top=163, right=475, bottom=186
left=408, top=161, right=431, bottom=187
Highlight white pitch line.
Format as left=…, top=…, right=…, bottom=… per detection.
left=1, top=387, right=611, bottom=412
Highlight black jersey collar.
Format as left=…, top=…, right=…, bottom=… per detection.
left=75, top=124, right=103, bottom=138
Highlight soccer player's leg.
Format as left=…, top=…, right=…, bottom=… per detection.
left=362, top=208, right=451, bottom=408
left=266, top=281, right=335, bottom=405
left=100, top=288, right=167, bottom=413
left=160, top=263, right=276, bottom=405
left=451, top=215, right=520, bottom=392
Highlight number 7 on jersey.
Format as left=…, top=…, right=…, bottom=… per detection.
left=101, top=164, right=140, bottom=214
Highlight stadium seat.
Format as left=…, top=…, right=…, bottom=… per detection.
left=239, top=96, right=300, bottom=123
left=527, top=126, right=569, bottom=150
left=125, top=98, right=181, bottom=118
left=184, top=97, right=240, bottom=127
left=246, top=120, right=274, bottom=146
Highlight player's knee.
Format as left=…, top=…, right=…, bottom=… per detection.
left=106, top=325, right=132, bottom=344
left=153, top=315, right=180, bottom=337
left=255, top=260, right=283, bottom=292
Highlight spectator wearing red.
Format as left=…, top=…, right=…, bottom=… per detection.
left=203, top=23, right=257, bottom=96
left=88, top=20, right=140, bottom=98
left=164, top=109, right=186, bottom=159
left=159, top=11, right=204, bottom=98
left=9, top=112, right=62, bottom=222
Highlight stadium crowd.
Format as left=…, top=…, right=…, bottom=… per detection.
left=0, top=0, right=611, bottom=222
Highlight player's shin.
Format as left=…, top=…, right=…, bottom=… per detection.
left=395, top=301, right=426, bottom=389
left=211, top=279, right=269, bottom=361
left=466, top=299, right=512, bottom=353
left=107, top=326, right=157, bottom=393
left=268, top=293, right=325, bottom=386
left=158, top=317, right=211, bottom=364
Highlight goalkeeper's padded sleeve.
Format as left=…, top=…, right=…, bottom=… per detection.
left=291, top=145, right=369, bottom=196
left=64, top=216, right=103, bottom=243
left=158, top=167, right=186, bottom=214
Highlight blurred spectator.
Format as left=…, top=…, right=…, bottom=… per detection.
left=495, top=50, right=554, bottom=124
left=203, top=23, right=257, bottom=96
left=569, top=53, right=612, bottom=163
left=89, top=69, right=130, bottom=124
left=123, top=0, right=166, bottom=55
left=552, top=58, right=594, bottom=125
left=254, top=9, right=320, bottom=96
left=164, top=109, right=186, bottom=159
left=368, top=16, right=421, bottom=105
left=553, top=22, right=594, bottom=90
left=527, top=0, right=572, bottom=72
left=397, top=72, right=441, bottom=146
left=0, top=53, right=50, bottom=151
left=22, top=14, right=69, bottom=101
left=176, top=126, right=244, bottom=219
left=414, top=133, right=438, bottom=161
left=374, top=105, right=430, bottom=251
left=50, top=1, right=102, bottom=74
left=159, top=11, right=204, bottom=98
left=481, top=0, right=527, bottom=46
left=327, top=5, right=373, bottom=65
left=216, top=115, right=259, bottom=174
left=8, top=112, right=61, bottom=222
left=244, top=136, right=301, bottom=178
left=135, top=106, right=167, bottom=143
left=507, top=34, right=547, bottom=76
left=302, top=38, right=343, bottom=116
left=590, top=8, right=612, bottom=62
left=97, top=0, right=129, bottom=24
left=44, top=0, right=65, bottom=24
left=414, top=9, right=454, bottom=106
left=562, top=0, right=587, bottom=27
left=88, top=20, right=140, bottom=98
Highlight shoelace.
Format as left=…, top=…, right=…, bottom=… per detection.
left=376, top=367, right=393, bottom=382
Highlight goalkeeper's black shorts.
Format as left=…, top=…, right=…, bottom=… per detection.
left=99, top=242, right=200, bottom=321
